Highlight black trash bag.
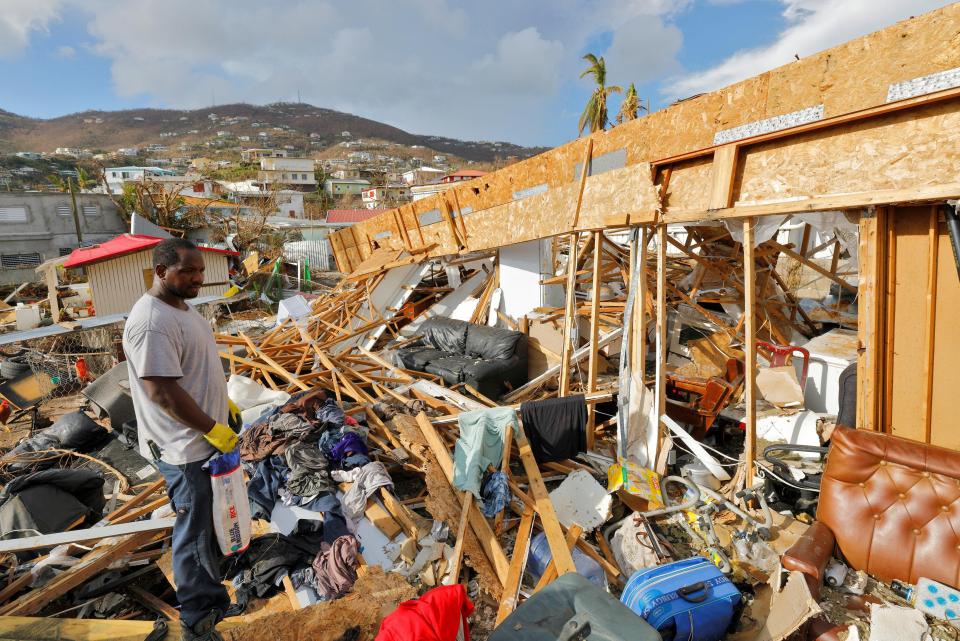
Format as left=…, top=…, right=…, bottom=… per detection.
left=0, top=469, right=105, bottom=548
left=2, top=412, right=108, bottom=474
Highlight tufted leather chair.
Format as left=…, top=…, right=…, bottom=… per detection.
left=783, top=426, right=960, bottom=600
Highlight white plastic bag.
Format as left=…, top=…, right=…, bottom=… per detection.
left=204, top=448, right=251, bottom=556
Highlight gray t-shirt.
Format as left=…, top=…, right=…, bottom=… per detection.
left=122, top=294, right=227, bottom=464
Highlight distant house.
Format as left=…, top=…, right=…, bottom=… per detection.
left=410, top=182, right=456, bottom=202
left=14, top=152, right=42, bottom=160
left=0, top=192, right=126, bottom=286
left=441, top=170, right=487, bottom=184
left=331, top=169, right=361, bottom=180
left=361, top=184, right=410, bottom=209
left=63, top=234, right=236, bottom=316
left=103, top=166, right=177, bottom=194
left=401, top=166, right=445, bottom=186
left=258, top=157, right=316, bottom=189
left=323, top=178, right=370, bottom=197
left=241, top=148, right=287, bottom=162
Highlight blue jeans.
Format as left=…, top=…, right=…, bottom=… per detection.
left=156, top=459, right=231, bottom=629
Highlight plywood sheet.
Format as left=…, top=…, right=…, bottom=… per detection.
left=889, top=210, right=930, bottom=442
left=929, top=223, right=960, bottom=450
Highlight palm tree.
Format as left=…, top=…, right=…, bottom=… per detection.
left=617, top=83, right=643, bottom=124
left=578, top=54, right=621, bottom=136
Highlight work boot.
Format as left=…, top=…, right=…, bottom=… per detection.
left=181, top=610, right=224, bottom=641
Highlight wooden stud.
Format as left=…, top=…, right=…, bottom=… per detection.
left=708, top=144, right=739, bottom=210
left=883, top=209, right=898, bottom=434
left=922, top=205, right=940, bottom=444
left=558, top=233, right=580, bottom=396
left=414, top=413, right=511, bottom=587
left=532, top=524, right=583, bottom=592
left=743, top=217, right=758, bottom=486
left=654, top=226, right=668, bottom=474
left=569, top=138, right=594, bottom=230
left=495, top=506, right=535, bottom=625
left=585, top=230, right=603, bottom=451
left=857, top=208, right=883, bottom=430
left=514, top=419, right=577, bottom=576
left=449, top=492, right=474, bottom=583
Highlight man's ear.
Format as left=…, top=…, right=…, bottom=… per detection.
left=155, top=264, right=167, bottom=280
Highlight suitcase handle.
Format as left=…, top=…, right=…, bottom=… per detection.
left=677, top=581, right=710, bottom=603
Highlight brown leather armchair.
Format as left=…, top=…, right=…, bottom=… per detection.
left=783, top=426, right=960, bottom=599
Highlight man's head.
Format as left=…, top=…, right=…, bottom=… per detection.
left=152, top=238, right=205, bottom=300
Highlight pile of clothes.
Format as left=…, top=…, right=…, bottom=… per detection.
left=228, top=390, right=394, bottom=608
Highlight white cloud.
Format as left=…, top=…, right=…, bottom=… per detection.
left=665, top=0, right=947, bottom=98
left=55, top=44, right=75, bottom=58
left=0, top=0, right=61, bottom=58
left=56, top=0, right=688, bottom=144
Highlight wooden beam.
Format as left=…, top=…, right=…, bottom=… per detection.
left=708, top=144, right=739, bottom=210
left=857, top=208, right=883, bottom=430
left=0, top=518, right=175, bottom=555
left=532, top=524, right=582, bottom=593
left=585, top=230, right=603, bottom=451
left=743, top=218, right=758, bottom=486
left=495, top=506, right=535, bottom=626
left=558, top=233, right=579, bottom=396
left=1, top=530, right=159, bottom=616
left=514, top=420, right=576, bottom=576
left=655, top=226, right=667, bottom=474
left=449, top=492, right=473, bottom=583
left=569, top=138, right=594, bottom=230
left=922, top=205, right=940, bottom=444
left=414, top=413, right=510, bottom=587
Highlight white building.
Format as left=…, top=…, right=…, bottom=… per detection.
left=410, top=181, right=456, bottom=202
left=401, top=166, right=445, bottom=186
left=103, top=166, right=178, bottom=194
left=258, top=157, right=316, bottom=188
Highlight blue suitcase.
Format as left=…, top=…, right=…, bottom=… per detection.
left=620, top=557, right=740, bottom=641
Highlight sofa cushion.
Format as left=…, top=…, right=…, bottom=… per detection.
left=397, top=346, right=451, bottom=370
left=818, top=426, right=960, bottom=587
left=465, top=324, right=524, bottom=361
left=420, top=318, right=470, bottom=354
left=425, top=356, right=475, bottom=386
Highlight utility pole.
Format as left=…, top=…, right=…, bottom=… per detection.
left=68, top=177, right=83, bottom=244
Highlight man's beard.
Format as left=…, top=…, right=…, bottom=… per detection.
left=166, top=283, right=200, bottom=299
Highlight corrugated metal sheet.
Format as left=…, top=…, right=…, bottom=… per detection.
left=87, top=249, right=231, bottom=316
left=283, top=240, right=335, bottom=271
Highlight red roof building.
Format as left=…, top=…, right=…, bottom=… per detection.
left=64, top=234, right=236, bottom=269
left=63, top=235, right=238, bottom=316
left=441, top=170, right=487, bottom=184
left=325, top=209, right=386, bottom=225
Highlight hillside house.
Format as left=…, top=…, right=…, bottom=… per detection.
left=258, top=157, right=316, bottom=189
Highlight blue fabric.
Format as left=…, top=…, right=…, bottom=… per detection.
left=246, top=455, right=349, bottom=544
left=155, top=458, right=231, bottom=629
left=328, top=432, right=369, bottom=469
left=479, top=470, right=511, bottom=518
left=316, top=398, right=345, bottom=428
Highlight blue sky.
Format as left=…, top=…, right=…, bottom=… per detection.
left=0, top=0, right=946, bottom=147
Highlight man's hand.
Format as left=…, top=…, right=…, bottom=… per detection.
left=204, top=422, right=238, bottom=453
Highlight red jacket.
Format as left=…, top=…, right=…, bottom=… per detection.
left=376, top=584, right=474, bottom=641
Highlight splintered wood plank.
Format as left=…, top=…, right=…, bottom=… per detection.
left=414, top=413, right=510, bottom=587
left=514, top=421, right=576, bottom=576
left=495, top=506, right=536, bottom=626
left=449, top=492, right=473, bottom=583
left=532, top=524, right=582, bottom=593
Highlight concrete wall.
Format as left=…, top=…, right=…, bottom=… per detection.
left=0, top=192, right=126, bottom=285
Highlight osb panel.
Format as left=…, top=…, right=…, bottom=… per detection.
left=335, top=4, right=960, bottom=252
left=735, top=101, right=960, bottom=204
left=929, top=224, right=960, bottom=450
left=662, top=157, right=714, bottom=212
left=464, top=163, right=657, bottom=253
left=889, top=210, right=930, bottom=443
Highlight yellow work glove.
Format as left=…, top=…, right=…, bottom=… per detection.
left=204, top=422, right=238, bottom=453
left=227, top=398, right=242, bottom=431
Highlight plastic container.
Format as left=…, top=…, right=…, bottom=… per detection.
left=527, top=531, right=606, bottom=590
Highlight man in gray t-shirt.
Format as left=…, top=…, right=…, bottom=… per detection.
left=123, top=238, right=236, bottom=641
